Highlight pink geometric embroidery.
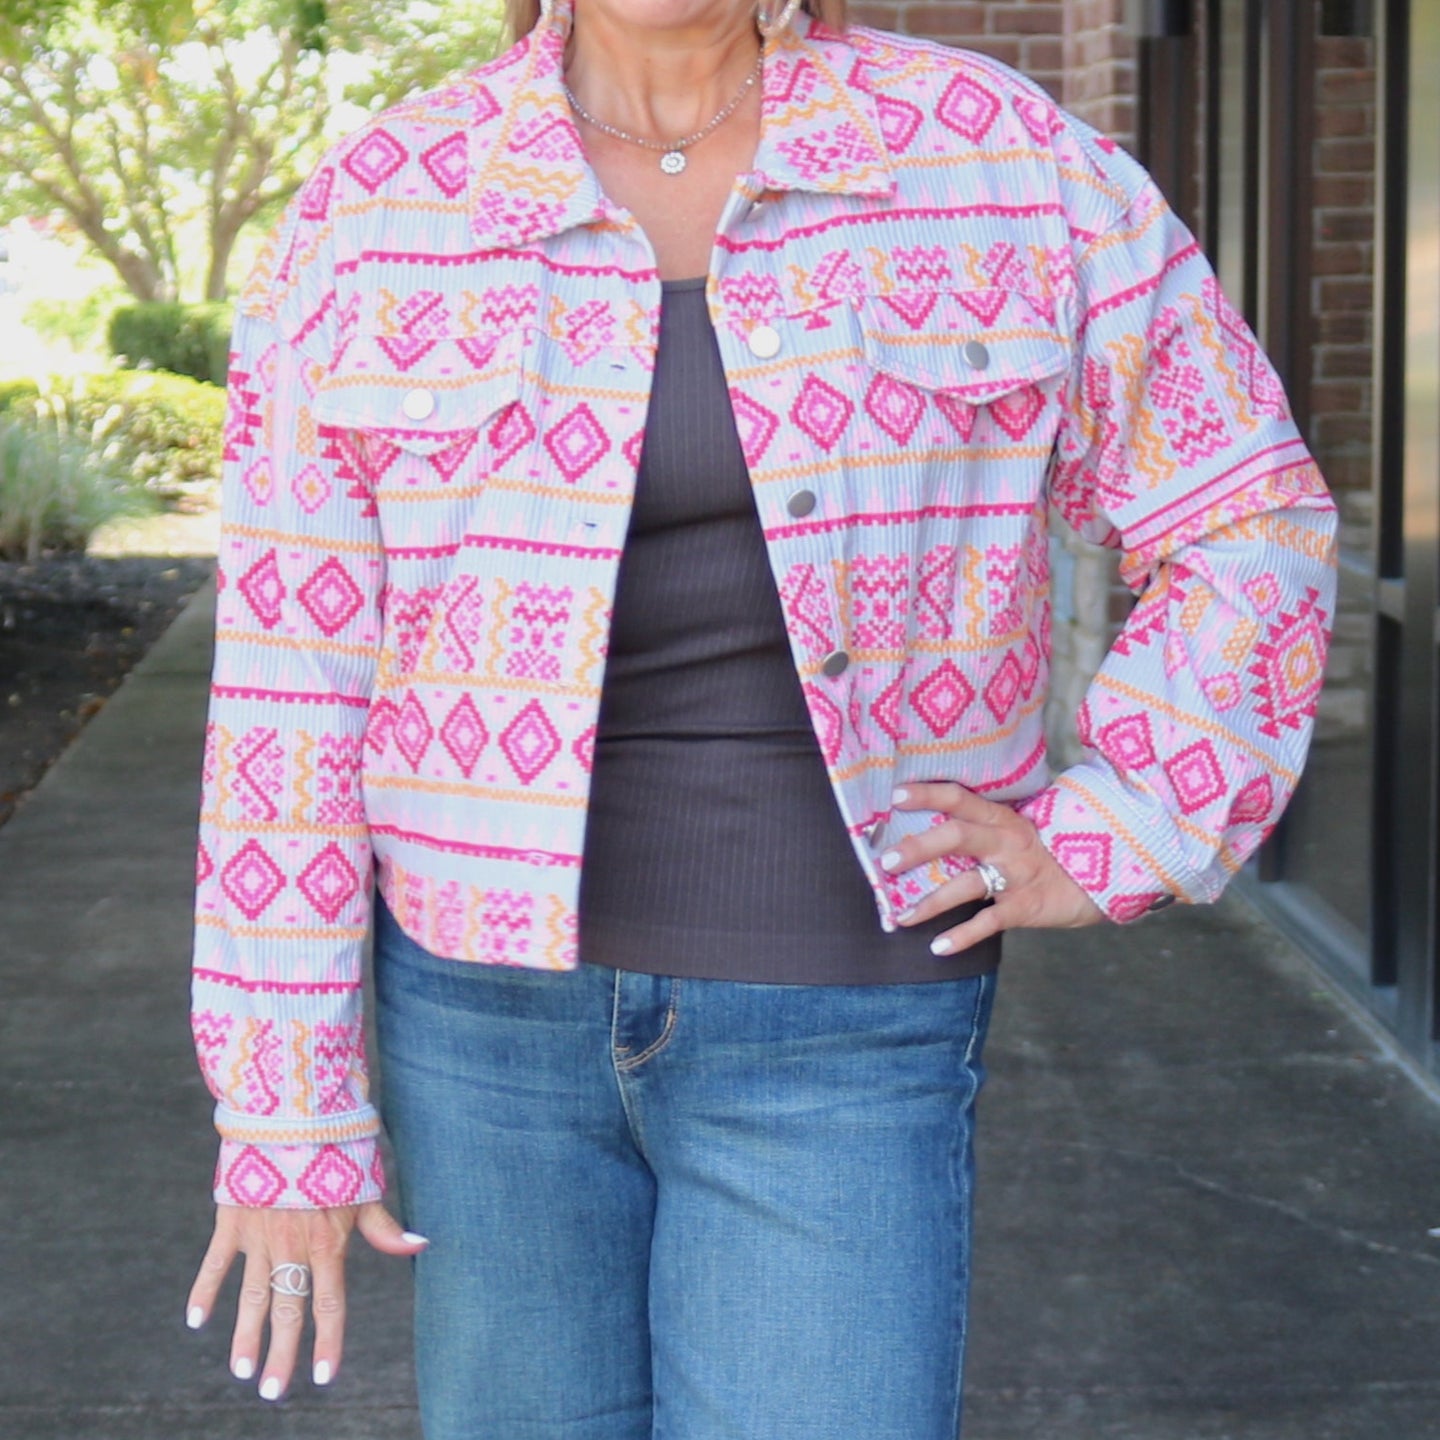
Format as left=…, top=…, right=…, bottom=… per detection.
left=240, top=1019, right=283, bottom=1115
left=196, top=841, right=214, bottom=886
left=238, top=550, right=286, bottom=630
left=489, top=402, right=536, bottom=468
left=954, top=294, right=1008, bottom=335
left=420, top=132, right=469, bottom=197
left=911, top=659, right=976, bottom=737
left=874, top=94, right=924, bottom=152
left=881, top=291, right=940, bottom=330
left=1230, top=773, right=1275, bottom=825
left=511, top=113, right=583, bottom=162
left=1109, top=892, right=1166, bottom=922
left=572, top=724, right=596, bottom=773
left=298, top=1146, right=363, bottom=1208
left=864, top=372, right=925, bottom=445
left=478, top=887, right=533, bottom=963
left=311, top=1022, right=363, bottom=1116
left=1164, top=739, right=1227, bottom=815
left=849, top=553, right=910, bottom=649
left=729, top=390, right=780, bottom=467
left=543, top=403, right=610, bottom=482
left=298, top=557, right=364, bottom=637
left=776, top=122, right=879, bottom=181
left=870, top=675, right=906, bottom=743
left=1202, top=671, right=1243, bottom=711
left=990, top=385, right=1046, bottom=440
left=505, top=583, right=572, bottom=682
left=810, top=249, right=867, bottom=305
left=719, top=272, right=783, bottom=321
left=439, top=694, right=488, bottom=778
left=558, top=299, right=617, bottom=365
left=935, top=391, right=978, bottom=443
left=233, top=727, right=282, bottom=824
left=778, top=563, right=834, bottom=660
left=1202, top=277, right=1290, bottom=418
left=936, top=73, right=1002, bottom=142
left=1051, top=831, right=1113, bottom=890
left=315, top=733, right=364, bottom=825
left=790, top=376, right=855, bottom=452
left=893, top=246, right=953, bottom=288
left=428, top=431, right=480, bottom=483
left=221, top=840, right=285, bottom=920
left=803, top=683, right=845, bottom=764
left=192, top=1009, right=232, bottom=1088
left=1243, top=573, right=1282, bottom=615
left=1018, top=634, right=1042, bottom=696
left=244, top=459, right=273, bottom=507
left=499, top=699, right=562, bottom=785
left=342, top=128, right=409, bottom=193
left=440, top=576, right=486, bottom=671
left=915, top=545, right=957, bottom=639
left=390, top=586, right=440, bottom=673
left=298, top=165, right=334, bottom=221
left=985, top=545, right=1024, bottom=635
left=1098, top=713, right=1158, bottom=771
left=363, top=696, right=397, bottom=756
left=293, top=464, right=330, bottom=515
left=297, top=843, right=362, bottom=923
left=376, top=336, right=436, bottom=372
left=223, top=1146, right=287, bottom=1207
left=394, top=691, right=434, bottom=771
left=983, top=650, right=1023, bottom=722
left=1250, top=589, right=1327, bottom=738
left=1011, top=92, right=1064, bottom=143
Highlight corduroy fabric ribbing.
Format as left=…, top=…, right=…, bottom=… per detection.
left=577, top=280, right=999, bottom=984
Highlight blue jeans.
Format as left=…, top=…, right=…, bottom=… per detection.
left=373, top=897, right=996, bottom=1440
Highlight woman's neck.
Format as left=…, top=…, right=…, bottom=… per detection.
left=563, top=3, right=762, bottom=145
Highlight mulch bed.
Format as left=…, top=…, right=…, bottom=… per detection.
left=0, top=554, right=214, bottom=827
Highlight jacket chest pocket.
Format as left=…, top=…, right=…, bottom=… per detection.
left=309, top=334, right=529, bottom=496
left=854, top=288, right=1072, bottom=452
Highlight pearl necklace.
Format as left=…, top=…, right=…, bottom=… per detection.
left=562, top=53, right=763, bottom=176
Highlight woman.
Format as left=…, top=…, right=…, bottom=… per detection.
left=185, top=0, right=1337, bottom=1433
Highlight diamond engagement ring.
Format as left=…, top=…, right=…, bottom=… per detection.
left=975, top=861, right=1007, bottom=903
left=270, top=1263, right=312, bottom=1298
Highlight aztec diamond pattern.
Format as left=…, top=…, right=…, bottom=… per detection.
left=195, top=4, right=1337, bottom=1210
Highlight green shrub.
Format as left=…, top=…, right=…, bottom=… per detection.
left=0, top=379, right=40, bottom=415
left=38, top=370, right=226, bottom=503
left=108, top=302, right=234, bottom=386
left=0, top=412, right=157, bottom=561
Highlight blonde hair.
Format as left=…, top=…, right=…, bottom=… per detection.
left=503, top=0, right=847, bottom=46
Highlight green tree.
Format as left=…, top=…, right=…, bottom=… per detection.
left=0, top=0, right=504, bottom=304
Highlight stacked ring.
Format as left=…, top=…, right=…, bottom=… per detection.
left=975, top=861, right=1007, bottom=903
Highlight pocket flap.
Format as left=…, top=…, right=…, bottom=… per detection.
left=310, top=334, right=525, bottom=456
left=857, top=290, right=1072, bottom=402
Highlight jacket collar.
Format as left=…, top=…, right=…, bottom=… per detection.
left=467, top=0, right=894, bottom=253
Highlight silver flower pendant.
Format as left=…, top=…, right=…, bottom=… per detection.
left=660, top=151, right=687, bottom=175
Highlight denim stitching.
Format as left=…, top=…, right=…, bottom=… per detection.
left=614, top=978, right=681, bottom=1072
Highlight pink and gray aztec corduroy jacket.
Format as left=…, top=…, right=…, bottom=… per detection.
left=194, top=3, right=1337, bottom=1207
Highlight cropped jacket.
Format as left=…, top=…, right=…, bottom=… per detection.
left=194, top=2, right=1337, bottom=1206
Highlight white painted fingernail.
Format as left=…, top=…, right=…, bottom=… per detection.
left=896, top=906, right=917, bottom=924
left=313, top=1360, right=332, bottom=1386
left=260, top=1376, right=283, bottom=1402
left=880, top=849, right=902, bottom=872
left=401, top=1231, right=430, bottom=1246
left=892, top=787, right=910, bottom=805
left=186, top=1306, right=205, bottom=1330
left=232, top=1357, right=254, bottom=1380
left=931, top=936, right=954, bottom=956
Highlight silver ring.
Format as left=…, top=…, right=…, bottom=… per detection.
left=270, top=1262, right=312, bottom=1298
left=975, top=861, right=1007, bottom=902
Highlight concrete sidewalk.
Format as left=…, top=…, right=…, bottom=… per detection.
left=2, top=584, right=1439, bottom=1440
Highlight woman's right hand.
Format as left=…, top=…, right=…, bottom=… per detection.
left=186, top=1200, right=429, bottom=1400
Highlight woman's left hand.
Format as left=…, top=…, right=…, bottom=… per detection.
left=883, top=782, right=1106, bottom=954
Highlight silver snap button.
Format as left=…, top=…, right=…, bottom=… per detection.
left=402, top=388, right=436, bottom=421
left=747, top=324, right=782, bottom=360
left=747, top=198, right=767, bottom=222
left=962, top=340, right=990, bottom=371
left=866, top=818, right=885, bottom=846
left=786, top=489, right=818, bottom=518
left=821, top=649, right=850, bottom=678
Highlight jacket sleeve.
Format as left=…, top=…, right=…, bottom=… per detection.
left=192, top=177, right=387, bottom=1208
left=1020, top=178, right=1339, bottom=921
